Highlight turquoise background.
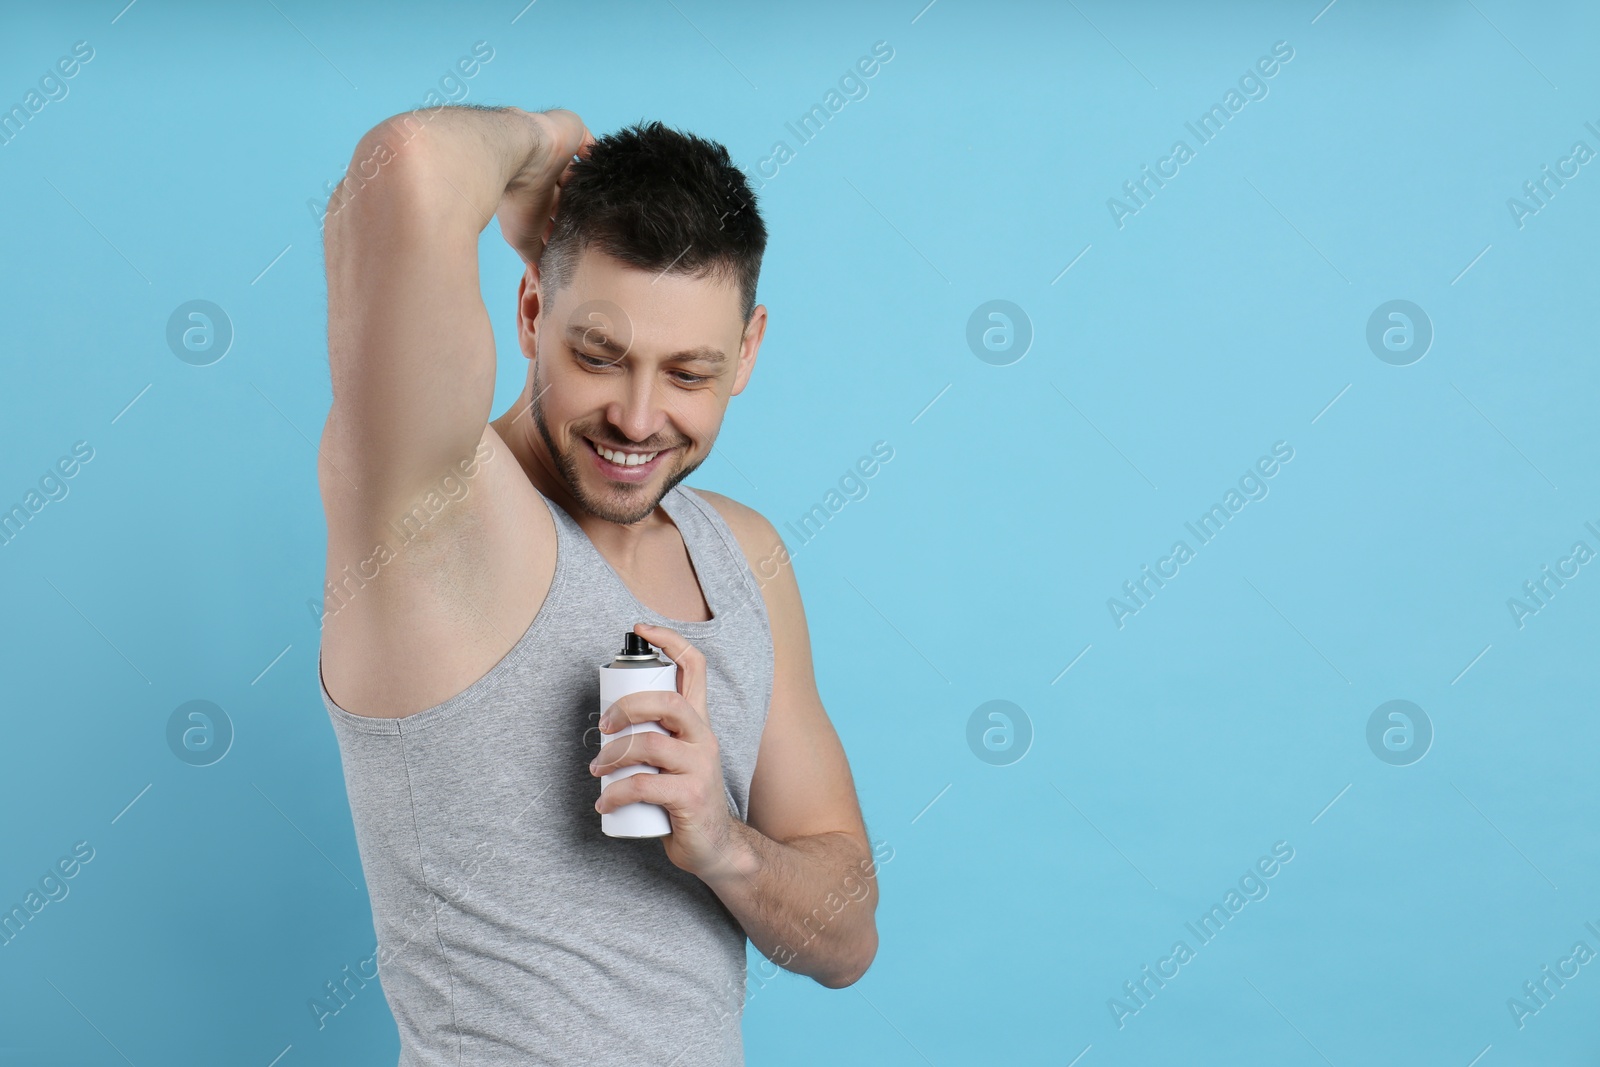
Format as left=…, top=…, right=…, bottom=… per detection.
left=2, top=0, right=1598, bottom=1063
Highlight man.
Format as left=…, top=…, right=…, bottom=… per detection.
left=316, top=104, right=880, bottom=1065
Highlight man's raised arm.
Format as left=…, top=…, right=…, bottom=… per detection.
left=320, top=105, right=591, bottom=521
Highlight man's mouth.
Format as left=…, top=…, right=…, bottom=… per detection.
left=583, top=437, right=671, bottom=483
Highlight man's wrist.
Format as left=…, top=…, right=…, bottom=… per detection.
left=704, top=817, right=763, bottom=888
left=434, top=105, right=545, bottom=190
left=499, top=108, right=559, bottom=194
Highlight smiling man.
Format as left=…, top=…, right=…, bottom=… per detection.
left=315, top=105, right=879, bottom=1065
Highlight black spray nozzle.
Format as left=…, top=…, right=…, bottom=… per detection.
left=620, top=632, right=655, bottom=657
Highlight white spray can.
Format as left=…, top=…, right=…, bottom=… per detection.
left=596, top=632, right=675, bottom=838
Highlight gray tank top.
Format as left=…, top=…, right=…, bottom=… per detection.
left=319, top=483, right=774, bottom=1066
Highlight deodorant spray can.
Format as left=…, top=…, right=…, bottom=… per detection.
left=596, top=632, right=675, bottom=838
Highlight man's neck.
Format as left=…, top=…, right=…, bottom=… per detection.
left=490, top=395, right=670, bottom=568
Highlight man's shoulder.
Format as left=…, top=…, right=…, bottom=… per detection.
left=683, top=486, right=792, bottom=584
left=684, top=486, right=780, bottom=547
left=684, top=485, right=760, bottom=531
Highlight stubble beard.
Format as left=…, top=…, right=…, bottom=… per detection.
left=529, top=359, right=703, bottom=525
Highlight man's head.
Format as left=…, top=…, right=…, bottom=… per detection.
left=517, top=120, right=768, bottom=525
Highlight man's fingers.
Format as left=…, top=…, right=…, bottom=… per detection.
left=543, top=186, right=560, bottom=241
left=591, top=729, right=684, bottom=777
left=601, top=690, right=700, bottom=740
left=596, top=769, right=679, bottom=815
left=632, top=623, right=708, bottom=722
left=560, top=130, right=595, bottom=184
left=596, top=765, right=716, bottom=818
left=543, top=109, right=592, bottom=168
left=633, top=622, right=694, bottom=661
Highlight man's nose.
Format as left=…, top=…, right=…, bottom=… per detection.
left=607, top=370, right=665, bottom=443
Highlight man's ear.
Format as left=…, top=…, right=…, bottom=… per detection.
left=730, top=304, right=767, bottom=397
left=516, top=265, right=543, bottom=362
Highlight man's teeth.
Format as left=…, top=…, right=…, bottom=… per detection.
left=595, top=442, right=661, bottom=467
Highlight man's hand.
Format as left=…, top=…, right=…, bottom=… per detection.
left=591, top=622, right=747, bottom=882
left=495, top=108, right=594, bottom=269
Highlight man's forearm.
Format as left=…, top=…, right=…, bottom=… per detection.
left=330, top=104, right=541, bottom=236
left=703, top=821, right=881, bottom=989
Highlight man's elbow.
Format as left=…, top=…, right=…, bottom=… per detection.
left=818, top=928, right=878, bottom=989
left=325, top=114, right=438, bottom=237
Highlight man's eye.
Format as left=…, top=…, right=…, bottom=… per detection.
left=574, top=347, right=706, bottom=383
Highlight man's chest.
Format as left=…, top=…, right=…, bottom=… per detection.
left=596, top=532, right=713, bottom=623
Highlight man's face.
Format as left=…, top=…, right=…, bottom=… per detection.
left=522, top=248, right=760, bottom=525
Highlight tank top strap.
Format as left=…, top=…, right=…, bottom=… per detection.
left=656, top=489, right=768, bottom=630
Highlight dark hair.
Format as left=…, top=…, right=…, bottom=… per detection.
left=539, top=120, right=767, bottom=323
